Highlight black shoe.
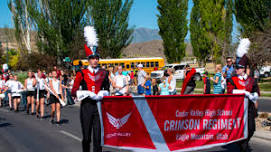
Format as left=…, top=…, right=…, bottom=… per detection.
left=50, top=119, right=54, bottom=124
left=31, top=112, right=35, bottom=115
left=55, top=121, right=61, bottom=127
left=9, top=108, right=13, bottom=111
left=14, top=109, right=19, bottom=112
left=26, top=110, right=29, bottom=115
left=36, top=114, right=40, bottom=118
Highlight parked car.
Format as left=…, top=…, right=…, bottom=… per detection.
left=151, top=63, right=205, bottom=80
left=259, top=66, right=271, bottom=78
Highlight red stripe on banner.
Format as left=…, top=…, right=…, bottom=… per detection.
left=102, top=96, right=156, bottom=149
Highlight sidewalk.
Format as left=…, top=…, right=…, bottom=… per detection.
left=254, top=130, right=271, bottom=141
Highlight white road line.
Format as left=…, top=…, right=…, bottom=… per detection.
left=59, top=130, right=81, bottom=142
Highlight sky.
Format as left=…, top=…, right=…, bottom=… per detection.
left=0, top=0, right=239, bottom=42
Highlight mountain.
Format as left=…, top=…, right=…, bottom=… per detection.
left=123, top=40, right=165, bottom=58
left=131, top=28, right=162, bottom=43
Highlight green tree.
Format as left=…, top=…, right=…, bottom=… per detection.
left=199, top=0, right=226, bottom=63
left=234, top=0, right=271, bottom=37
left=88, top=0, right=134, bottom=58
left=157, top=0, right=188, bottom=63
left=27, top=0, right=88, bottom=62
left=190, top=0, right=211, bottom=65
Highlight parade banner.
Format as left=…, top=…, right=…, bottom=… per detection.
left=100, top=94, right=248, bottom=152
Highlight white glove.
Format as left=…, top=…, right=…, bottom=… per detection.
left=95, top=90, right=109, bottom=101
left=76, top=90, right=97, bottom=101
left=233, top=89, right=258, bottom=104
left=98, top=90, right=109, bottom=97
left=249, top=92, right=259, bottom=104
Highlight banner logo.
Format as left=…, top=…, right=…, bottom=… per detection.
left=106, top=112, right=132, bottom=129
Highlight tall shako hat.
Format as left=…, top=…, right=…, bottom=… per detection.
left=236, top=38, right=250, bottom=69
left=84, top=26, right=99, bottom=59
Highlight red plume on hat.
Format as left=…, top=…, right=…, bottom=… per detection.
left=84, top=26, right=99, bottom=58
left=84, top=44, right=93, bottom=56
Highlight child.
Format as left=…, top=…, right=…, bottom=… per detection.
left=158, top=77, right=170, bottom=95
left=144, top=75, right=151, bottom=95
left=202, top=71, right=211, bottom=94
left=152, top=78, right=159, bottom=95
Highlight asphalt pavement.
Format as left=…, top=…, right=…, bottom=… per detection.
left=0, top=98, right=271, bottom=152
left=258, top=98, right=271, bottom=112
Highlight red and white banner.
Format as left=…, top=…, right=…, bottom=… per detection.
left=99, top=94, right=248, bottom=152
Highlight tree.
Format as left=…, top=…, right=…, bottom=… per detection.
left=190, top=0, right=211, bottom=65
left=234, top=0, right=271, bottom=37
left=8, top=0, right=32, bottom=53
left=234, top=0, right=271, bottom=67
left=157, top=0, right=188, bottom=63
left=88, top=0, right=134, bottom=58
left=198, top=0, right=226, bottom=63
left=27, top=0, right=89, bottom=61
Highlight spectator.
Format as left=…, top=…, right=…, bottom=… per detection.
left=108, top=66, right=115, bottom=95
left=158, top=77, right=169, bottom=95
left=65, top=75, right=75, bottom=105
left=152, top=78, right=159, bottom=95
left=167, top=68, right=176, bottom=95
left=222, top=57, right=235, bottom=93
left=182, top=65, right=196, bottom=95
left=0, top=75, right=5, bottom=107
left=144, top=75, right=152, bottom=95
left=202, top=71, right=211, bottom=94
left=113, top=66, right=129, bottom=96
left=137, top=64, right=146, bottom=95
left=130, top=68, right=135, bottom=86
left=211, top=64, right=223, bottom=94
left=53, top=66, right=61, bottom=79
left=114, top=66, right=119, bottom=76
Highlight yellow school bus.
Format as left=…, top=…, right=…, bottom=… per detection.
left=72, top=57, right=165, bottom=74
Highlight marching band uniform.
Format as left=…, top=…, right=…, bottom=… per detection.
left=71, top=26, right=109, bottom=152
left=230, top=72, right=259, bottom=151
left=229, top=38, right=260, bottom=152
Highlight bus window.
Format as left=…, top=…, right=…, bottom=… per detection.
left=131, top=62, right=135, bottom=68
left=151, top=62, right=154, bottom=67
left=121, top=63, right=125, bottom=68
left=155, top=62, right=159, bottom=67
left=146, top=62, right=150, bottom=67
left=141, top=62, right=145, bottom=67
left=126, top=64, right=130, bottom=69
left=114, top=63, right=118, bottom=66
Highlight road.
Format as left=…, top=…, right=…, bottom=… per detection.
left=258, top=98, right=271, bottom=113
left=0, top=98, right=270, bottom=152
